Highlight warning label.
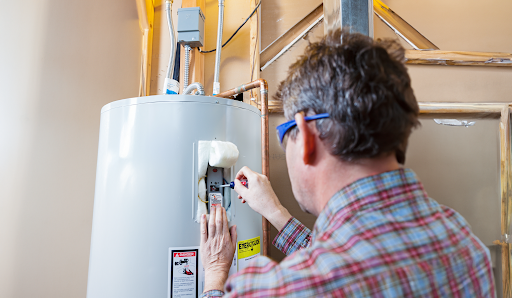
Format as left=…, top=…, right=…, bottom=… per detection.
left=237, top=236, right=260, bottom=271
left=208, top=193, right=223, bottom=209
left=169, top=247, right=203, bottom=298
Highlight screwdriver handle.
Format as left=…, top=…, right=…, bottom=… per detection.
left=230, top=180, right=248, bottom=189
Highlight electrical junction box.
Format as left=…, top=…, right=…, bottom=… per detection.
left=177, top=7, right=205, bottom=48
left=206, top=166, right=223, bottom=210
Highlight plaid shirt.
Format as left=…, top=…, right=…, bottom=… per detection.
left=202, top=169, right=495, bottom=297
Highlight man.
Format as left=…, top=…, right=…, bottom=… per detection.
left=199, top=29, right=495, bottom=297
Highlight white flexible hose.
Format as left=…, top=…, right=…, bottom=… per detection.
left=183, top=82, right=205, bottom=95
left=165, top=0, right=176, bottom=80
left=163, top=0, right=180, bottom=94
left=213, top=0, right=225, bottom=95
left=183, top=45, right=191, bottom=91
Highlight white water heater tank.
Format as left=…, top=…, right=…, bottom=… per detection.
left=87, top=95, right=263, bottom=297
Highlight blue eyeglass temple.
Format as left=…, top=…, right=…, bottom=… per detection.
left=276, top=113, right=330, bottom=144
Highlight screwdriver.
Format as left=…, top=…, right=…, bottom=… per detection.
left=220, top=179, right=248, bottom=189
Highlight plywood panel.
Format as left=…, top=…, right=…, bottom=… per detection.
left=406, top=118, right=501, bottom=246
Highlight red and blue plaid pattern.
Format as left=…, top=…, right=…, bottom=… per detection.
left=202, top=169, right=495, bottom=297
left=272, top=217, right=311, bottom=255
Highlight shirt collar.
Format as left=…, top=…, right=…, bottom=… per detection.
left=312, top=168, right=422, bottom=237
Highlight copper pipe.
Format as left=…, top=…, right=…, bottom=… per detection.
left=215, top=79, right=271, bottom=257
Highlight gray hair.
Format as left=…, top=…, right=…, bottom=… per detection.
left=275, top=29, right=419, bottom=164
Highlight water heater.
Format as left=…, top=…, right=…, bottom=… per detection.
left=87, top=95, right=263, bottom=297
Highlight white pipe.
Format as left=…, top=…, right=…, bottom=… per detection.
left=213, top=0, right=225, bottom=95
left=183, top=82, right=205, bottom=95
left=164, top=0, right=179, bottom=94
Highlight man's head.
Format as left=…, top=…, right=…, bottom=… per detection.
left=275, top=29, right=419, bottom=213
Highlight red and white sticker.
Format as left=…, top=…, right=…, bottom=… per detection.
left=169, top=247, right=203, bottom=298
left=208, top=193, right=223, bottom=209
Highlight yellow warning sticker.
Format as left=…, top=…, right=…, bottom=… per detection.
left=237, top=236, right=261, bottom=260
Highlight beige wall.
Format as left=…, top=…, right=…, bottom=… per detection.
left=0, top=1, right=141, bottom=297
left=1, top=0, right=511, bottom=297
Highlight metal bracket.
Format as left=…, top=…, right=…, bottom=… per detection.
left=434, top=119, right=476, bottom=127
left=485, top=58, right=512, bottom=64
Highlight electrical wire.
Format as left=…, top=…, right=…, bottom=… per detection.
left=199, top=1, right=261, bottom=53
left=198, top=195, right=208, bottom=204
left=249, top=0, right=259, bottom=101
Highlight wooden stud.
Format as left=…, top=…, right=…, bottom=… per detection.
left=136, top=0, right=155, bottom=96
left=406, top=50, right=512, bottom=67
left=269, top=101, right=512, bottom=115
left=373, top=0, right=438, bottom=50
left=508, top=106, right=512, bottom=298
left=496, top=106, right=512, bottom=298
left=260, top=4, right=324, bottom=69
left=418, top=102, right=504, bottom=119
left=248, top=0, right=261, bottom=107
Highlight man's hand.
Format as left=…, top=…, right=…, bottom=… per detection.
left=200, top=206, right=237, bottom=292
left=234, top=166, right=292, bottom=231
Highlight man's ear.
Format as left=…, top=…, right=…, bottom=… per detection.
left=295, top=113, right=316, bottom=165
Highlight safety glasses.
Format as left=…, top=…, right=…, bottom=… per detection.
left=276, top=113, right=330, bottom=151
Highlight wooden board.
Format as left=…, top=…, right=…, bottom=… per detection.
left=418, top=102, right=504, bottom=119
left=136, top=0, right=154, bottom=96
left=497, top=106, right=512, bottom=297
left=374, top=0, right=438, bottom=50
left=268, top=97, right=512, bottom=115
left=248, top=0, right=260, bottom=107
left=260, top=4, right=323, bottom=69
left=406, top=50, right=512, bottom=67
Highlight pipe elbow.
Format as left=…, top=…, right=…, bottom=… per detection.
left=183, top=82, right=205, bottom=96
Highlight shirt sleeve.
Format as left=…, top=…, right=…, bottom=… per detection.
left=200, top=290, right=225, bottom=297
left=272, top=217, right=312, bottom=255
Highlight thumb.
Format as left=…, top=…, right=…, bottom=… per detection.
left=230, top=225, right=237, bottom=249
left=233, top=179, right=249, bottom=197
